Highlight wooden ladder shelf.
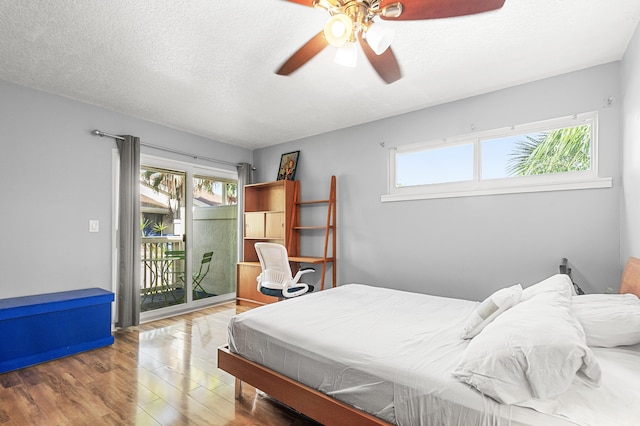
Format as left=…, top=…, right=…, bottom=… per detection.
left=288, top=176, right=337, bottom=290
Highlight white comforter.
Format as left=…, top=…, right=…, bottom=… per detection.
left=228, top=284, right=640, bottom=426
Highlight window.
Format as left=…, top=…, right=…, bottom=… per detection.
left=193, top=175, right=237, bottom=207
left=383, top=112, right=611, bottom=202
left=396, top=143, right=473, bottom=186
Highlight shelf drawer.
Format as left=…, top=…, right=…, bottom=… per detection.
left=245, top=211, right=285, bottom=239
left=236, top=263, right=278, bottom=305
left=244, top=212, right=265, bottom=238
left=265, top=212, right=284, bottom=239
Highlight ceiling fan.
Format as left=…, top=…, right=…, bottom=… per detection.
left=276, top=0, right=506, bottom=84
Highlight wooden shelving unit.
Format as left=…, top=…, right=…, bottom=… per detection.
left=236, top=180, right=297, bottom=307
left=289, top=176, right=336, bottom=290
left=236, top=177, right=336, bottom=306
left=241, top=179, right=298, bottom=262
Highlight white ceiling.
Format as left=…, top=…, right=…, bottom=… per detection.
left=0, top=1, right=639, bottom=149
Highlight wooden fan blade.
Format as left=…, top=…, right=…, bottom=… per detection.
left=276, top=31, right=328, bottom=76
left=380, top=0, right=505, bottom=20
left=358, top=33, right=401, bottom=84
left=285, top=0, right=316, bottom=6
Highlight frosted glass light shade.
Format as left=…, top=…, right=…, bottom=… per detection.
left=324, top=14, right=353, bottom=47
left=365, top=22, right=394, bottom=55
left=381, top=3, right=403, bottom=18
left=313, top=0, right=339, bottom=10
left=335, top=42, right=357, bottom=67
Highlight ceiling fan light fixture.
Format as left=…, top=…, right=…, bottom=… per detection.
left=334, top=41, right=358, bottom=67
left=365, top=22, right=394, bottom=55
left=313, top=0, right=339, bottom=11
left=380, top=2, right=403, bottom=18
left=324, top=13, right=353, bottom=47
left=278, top=0, right=509, bottom=83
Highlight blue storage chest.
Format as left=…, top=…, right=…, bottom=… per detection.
left=0, top=288, right=114, bottom=373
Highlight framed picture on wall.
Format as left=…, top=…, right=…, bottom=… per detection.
left=277, top=151, right=300, bottom=181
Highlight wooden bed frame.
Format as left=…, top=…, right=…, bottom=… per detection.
left=217, top=345, right=391, bottom=426
left=219, top=259, right=640, bottom=425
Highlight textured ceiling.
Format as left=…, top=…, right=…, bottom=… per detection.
left=0, top=0, right=639, bottom=149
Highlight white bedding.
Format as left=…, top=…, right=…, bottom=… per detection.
left=453, top=275, right=602, bottom=404
left=228, top=284, right=640, bottom=426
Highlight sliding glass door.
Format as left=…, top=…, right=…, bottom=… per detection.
left=192, top=175, right=237, bottom=299
left=140, top=156, right=237, bottom=319
left=140, top=166, right=187, bottom=312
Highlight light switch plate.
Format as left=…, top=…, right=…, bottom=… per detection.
left=89, top=220, right=99, bottom=233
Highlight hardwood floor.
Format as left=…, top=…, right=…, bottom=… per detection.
left=0, top=303, right=321, bottom=425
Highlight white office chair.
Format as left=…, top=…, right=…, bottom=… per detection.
left=255, top=243, right=314, bottom=298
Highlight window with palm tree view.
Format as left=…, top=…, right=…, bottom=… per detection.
left=385, top=112, right=609, bottom=201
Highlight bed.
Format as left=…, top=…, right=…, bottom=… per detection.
left=218, top=259, right=640, bottom=426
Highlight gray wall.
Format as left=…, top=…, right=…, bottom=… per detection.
left=254, top=63, right=623, bottom=301
left=0, top=79, right=251, bottom=299
left=622, top=24, right=640, bottom=265
left=1, top=55, right=634, bottom=303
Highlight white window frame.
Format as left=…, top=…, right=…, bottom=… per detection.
left=382, top=112, right=612, bottom=202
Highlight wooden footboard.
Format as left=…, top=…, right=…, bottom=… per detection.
left=217, top=345, right=391, bottom=426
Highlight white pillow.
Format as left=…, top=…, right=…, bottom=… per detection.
left=461, top=284, right=522, bottom=339
left=453, top=285, right=601, bottom=404
left=521, top=273, right=575, bottom=301
left=571, top=293, right=640, bottom=347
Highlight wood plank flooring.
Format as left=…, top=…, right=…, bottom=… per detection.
left=0, top=302, right=321, bottom=425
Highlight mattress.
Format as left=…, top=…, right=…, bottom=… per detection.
left=228, top=284, right=640, bottom=426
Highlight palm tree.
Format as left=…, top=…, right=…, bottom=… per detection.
left=141, top=169, right=184, bottom=223
left=506, top=125, right=591, bottom=176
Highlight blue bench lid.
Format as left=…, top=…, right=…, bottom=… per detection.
left=0, top=288, right=114, bottom=320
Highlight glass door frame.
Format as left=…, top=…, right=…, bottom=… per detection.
left=140, top=154, right=237, bottom=322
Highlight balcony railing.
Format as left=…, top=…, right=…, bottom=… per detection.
left=140, top=236, right=185, bottom=305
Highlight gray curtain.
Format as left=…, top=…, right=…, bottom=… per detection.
left=236, top=163, right=253, bottom=262
left=116, top=135, right=141, bottom=328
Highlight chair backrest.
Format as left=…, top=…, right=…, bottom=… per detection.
left=255, top=243, right=293, bottom=288
left=255, top=243, right=292, bottom=289
left=201, top=251, right=213, bottom=264
left=195, top=251, right=213, bottom=278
